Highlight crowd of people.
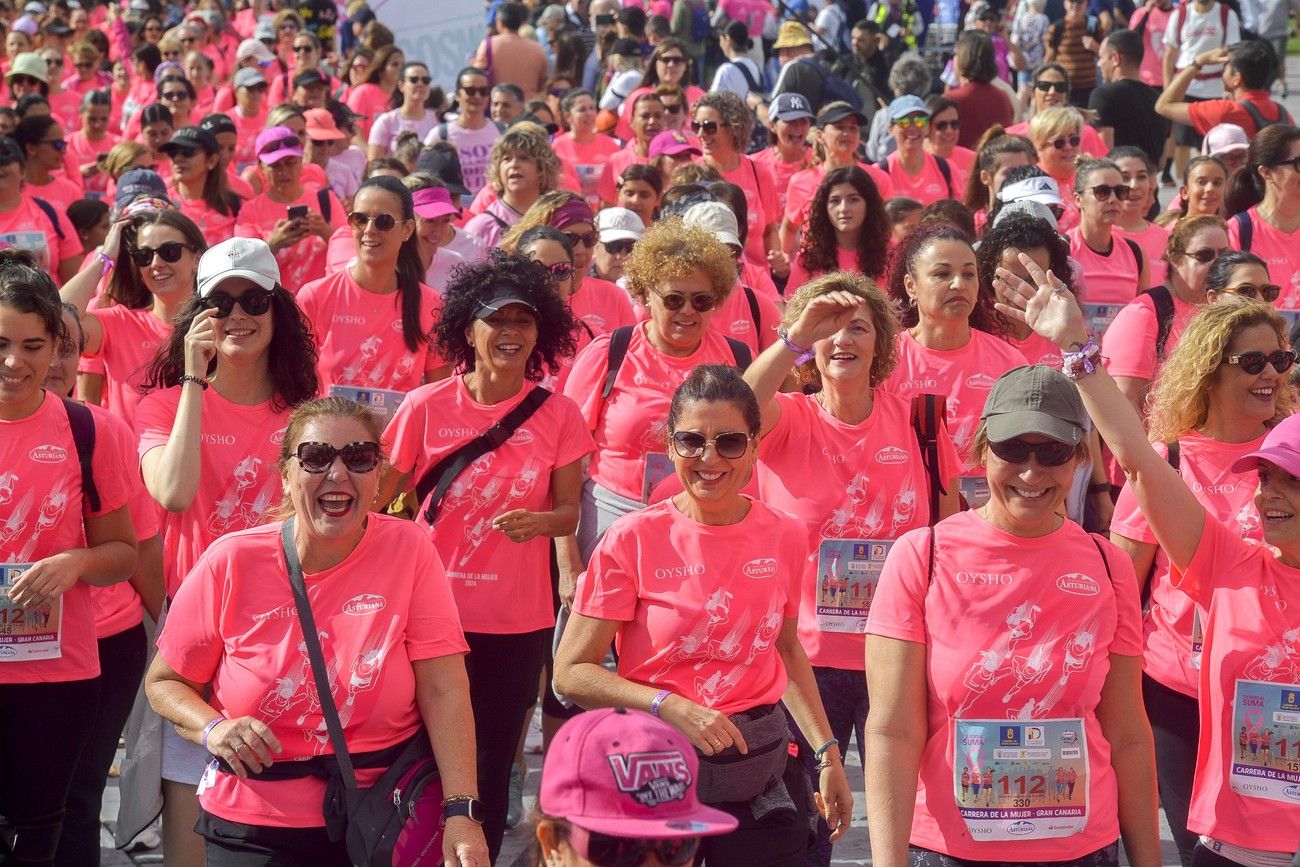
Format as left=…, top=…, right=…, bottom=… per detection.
left=4, top=0, right=1300, bottom=864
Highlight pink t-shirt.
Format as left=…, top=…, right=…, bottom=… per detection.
left=1099, top=290, right=1195, bottom=381
left=752, top=145, right=814, bottom=216
left=135, top=386, right=291, bottom=597
left=756, top=390, right=961, bottom=670
left=595, top=140, right=649, bottom=207
left=788, top=245, right=863, bottom=294
left=423, top=120, right=502, bottom=197
left=1228, top=207, right=1300, bottom=310
left=1116, top=222, right=1170, bottom=289
left=562, top=324, right=754, bottom=501
left=1005, top=331, right=1064, bottom=367
left=345, top=82, right=393, bottom=142
left=0, top=391, right=134, bottom=684
left=544, top=276, right=638, bottom=392
left=1111, top=433, right=1265, bottom=699
left=87, top=303, right=170, bottom=424
left=884, top=151, right=955, bottom=206
left=296, top=269, right=443, bottom=394
left=866, top=510, right=1143, bottom=860
left=784, top=162, right=895, bottom=231
left=168, top=188, right=239, bottom=245
left=1067, top=227, right=1143, bottom=305
left=1175, top=516, right=1300, bottom=851
left=367, top=108, right=437, bottom=156
left=552, top=132, right=622, bottom=207
left=230, top=106, right=269, bottom=172
left=717, top=155, right=779, bottom=268
left=883, top=329, right=1028, bottom=470
left=574, top=497, right=803, bottom=713
left=385, top=378, right=594, bottom=634
left=157, top=517, right=467, bottom=827
left=0, top=195, right=80, bottom=279
left=234, top=188, right=346, bottom=293
left=66, top=129, right=118, bottom=196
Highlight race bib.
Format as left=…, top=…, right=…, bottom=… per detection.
left=953, top=719, right=1089, bottom=841
left=1228, top=679, right=1300, bottom=803
left=1191, top=609, right=1203, bottom=671
left=0, top=563, right=63, bottom=661
left=960, top=477, right=990, bottom=510
left=0, top=231, right=50, bottom=271
left=814, top=539, right=891, bottom=634
left=1081, top=303, right=1127, bottom=341
left=328, top=385, right=407, bottom=428
left=642, top=453, right=675, bottom=503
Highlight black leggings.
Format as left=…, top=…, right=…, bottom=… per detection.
left=464, top=628, right=550, bottom=863
left=0, top=677, right=99, bottom=866
left=55, top=623, right=149, bottom=866
left=197, top=809, right=350, bottom=866
left=907, top=840, right=1120, bottom=867
left=694, top=752, right=813, bottom=866
left=1142, top=672, right=1200, bottom=867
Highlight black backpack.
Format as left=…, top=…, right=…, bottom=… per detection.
left=800, top=56, right=864, bottom=113
left=1141, top=285, right=1176, bottom=363
left=601, top=325, right=751, bottom=399
left=1236, top=98, right=1294, bottom=135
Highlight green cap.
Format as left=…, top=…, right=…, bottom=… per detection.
left=981, top=365, right=1085, bottom=445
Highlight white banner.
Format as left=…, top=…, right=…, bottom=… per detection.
left=372, top=0, right=489, bottom=86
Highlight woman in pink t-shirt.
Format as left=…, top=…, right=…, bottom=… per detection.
left=745, top=274, right=962, bottom=861
left=135, top=237, right=319, bottom=864
left=1225, top=125, right=1300, bottom=310
left=962, top=127, right=1035, bottom=230
left=162, top=125, right=242, bottom=245
left=145, top=397, right=488, bottom=865
left=345, top=44, right=402, bottom=143
left=297, top=176, right=447, bottom=395
left=925, top=96, right=975, bottom=190
left=1067, top=158, right=1150, bottom=305
left=883, top=98, right=957, bottom=207
left=1112, top=147, right=1171, bottom=288
left=786, top=166, right=891, bottom=294
left=66, top=89, right=117, bottom=196
left=377, top=251, right=594, bottom=861
left=462, top=124, right=559, bottom=250
left=59, top=210, right=206, bottom=422
left=1029, top=106, right=1085, bottom=232
left=999, top=256, right=1300, bottom=867
left=0, top=255, right=138, bottom=866
left=366, top=61, right=437, bottom=161
left=864, top=362, right=1158, bottom=867
left=556, top=364, right=853, bottom=864
left=552, top=89, right=622, bottom=208
left=692, top=91, right=778, bottom=269
left=1108, top=299, right=1293, bottom=865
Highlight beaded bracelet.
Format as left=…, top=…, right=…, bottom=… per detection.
left=1062, top=337, right=1101, bottom=381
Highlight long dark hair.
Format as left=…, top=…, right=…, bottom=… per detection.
left=640, top=38, right=693, bottom=89
left=1225, top=123, right=1300, bottom=216
left=354, top=175, right=428, bottom=353
left=887, top=223, right=1003, bottom=336
left=106, top=210, right=207, bottom=308
left=143, top=285, right=319, bottom=411
left=0, top=249, right=69, bottom=353
left=797, top=166, right=890, bottom=278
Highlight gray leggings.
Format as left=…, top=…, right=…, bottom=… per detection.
left=577, top=478, right=644, bottom=562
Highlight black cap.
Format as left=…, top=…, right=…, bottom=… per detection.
left=43, top=21, right=72, bottom=36
left=816, top=103, right=868, bottom=128
left=611, top=37, right=642, bottom=57
left=159, top=125, right=219, bottom=155
left=0, top=135, right=23, bottom=165
left=474, top=286, right=537, bottom=320
left=198, top=112, right=236, bottom=137
left=293, top=69, right=326, bottom=90
left=415, top=147, right=471, bottom=197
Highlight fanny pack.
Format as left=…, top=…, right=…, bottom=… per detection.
left=694, top=704, right=795, bottom=821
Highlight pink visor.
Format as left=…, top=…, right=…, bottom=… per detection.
left=412, top=187, right=459, bottom=219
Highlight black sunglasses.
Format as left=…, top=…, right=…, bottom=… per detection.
left=130, top=241, right=194, bottom=266
left=1226, top=283, right=1283, bottom=302
left=933, top=119, right=960, bottom=132
left=405, top=75, right=431, bottom=84
left=292, top=43, right=314, bottom=53
left=603, top=239, right=635, bottom=255
left=658, top=55, right=686, bottom=65
left=670, top=430, right=752, bottom=459
left=39, top=138, right=66, bottom=152
left=663, top=102, right=683, bottom=114
left=1049, top=134, right=1082, bottom=150
left=1183, top=247, right=1224, bottom=264
left=690, top=119, right=719, bottom=135
left=460, top=85, right=490, bottom=97
left=295, top=440, right=382, bottom=474
left=201, top=287, right=276, bottom=317
left=1270, top=157, right=1300, bottom=172
left=542, top=260, right=574, bottom=281
left=1223, top=349, right=1297, bottom=375
left=259, top=135, right=299, bottom=155
left=655, top=290, right=716, bottom=312
left=161, top=90, right=189, bottom=101
left=1089, top=184, right=1130, bottom=201
left=566, top=230, right=598, bottom=248
left=1035, top=80, right=1069, bottom=94
left=988, top=438, right=1077, bottom=466
left=74, top=61, right=96, bottom=70
left=347, top=211, right=398, bottom=231
left=573, top=829, right=700, bottom=867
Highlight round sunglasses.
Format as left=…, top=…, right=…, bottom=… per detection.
left=294, top=440, right=382, bottom=474
left=1223, top=349, right=1297, bottom=375
left=670, top=430, right=752, bottom=459
left=1223, top=283, right=1282, bottom=302
left=130, top=241, right=195, bottom=267
left=988, top=438, right=1077, bottom=466
left=1047, top=134, right=1082, bottom=150
left=200, top=287, right=276, bottom=318
left=347, top=211, right=398, bottom=231
left=655, top=290, right=716, bottom=312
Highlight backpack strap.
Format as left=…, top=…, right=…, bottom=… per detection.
left=729, top=58, right=761, bottom=94
left=911, top=393, right=948, bottom=527
left=741, top=285, right=761, bottom=339
left=32, top=196, right=64, bottom=240
left=316, top=187, right=331, bottom=223
left=724, top=336, right=752, bottom=370
left=1122, top=236, right=1144, bottom=275
left=62, top=398, right=100, bottom=514
left=601, top=325, right=634, bottom=399
left=1087, top=532, right=1115, bottom=585
left=935, top=155, right=954, bottom=199
left=414, top=387, right=552, bottom=524
left=1137, top=440, right=1179, bottom=608
left=1233, top=210, right=1253, bottom=251
left=1139, top=285, right=1176, bottom=362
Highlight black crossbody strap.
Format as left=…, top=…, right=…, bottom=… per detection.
left=416, top=387, right=552, bottom=524
left=280, top=518, right=358, bottom=789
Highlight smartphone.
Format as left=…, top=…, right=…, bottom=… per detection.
left=287, top=205, right=309, bottom=221
left=595, top=13, right=614, bottom=25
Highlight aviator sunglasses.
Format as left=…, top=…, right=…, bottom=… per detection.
left=670, top=430, right=752, bottom=459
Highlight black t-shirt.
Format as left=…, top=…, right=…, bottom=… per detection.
left=297, top=0, right=337, bottom=48
left=1089, top=78, right=1169, bottom=164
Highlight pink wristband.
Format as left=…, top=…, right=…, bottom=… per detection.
left=200, top=716, right=225, bottom=752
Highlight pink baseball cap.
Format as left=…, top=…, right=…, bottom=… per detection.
left=539, top=708, right=737, bottom=839
left=412, top=186, right=459, bottom=220
left=254, top=126, right=303, bottom=165
left=1232, top=413, right=1300, bottom=477
left=648, top=129, right=701, bottom=159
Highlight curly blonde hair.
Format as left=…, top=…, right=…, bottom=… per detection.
left=486, top=122, right=561, bottom=196
left=781, top=272, right=900, bottom=389
left=1148, top=295, right=1294, bottom=443
left=623, top=218, right=737, bottom=305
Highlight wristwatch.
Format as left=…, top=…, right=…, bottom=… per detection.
left=442, top=795, right=485, bottom=826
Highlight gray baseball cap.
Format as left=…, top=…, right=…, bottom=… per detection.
left=981, top=365, right=1086, bottom=445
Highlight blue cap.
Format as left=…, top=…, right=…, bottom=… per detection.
left=114, top=169, right=170, bottom=212
left=770, top=92, right=814, bottom=123
left=888, top=94, right=930, bottom=122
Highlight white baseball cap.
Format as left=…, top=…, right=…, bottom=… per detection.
left=1202, top=123, right=1249, bottom=157
left=682, top=201, right=741, bottom=249
left=198, top=238, right=280, bottom=297
left=597, top=207, right=645, bottom=244
left=998, top=175, right=1064, bottom=208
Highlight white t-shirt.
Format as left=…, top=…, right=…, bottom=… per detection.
left=599, top=69, right=644, bottom=111
left=710, top=57, right=762, bottom=99
left=1164, top=2, right=1240, bottom=98
left=423, top=121, right=503, bottom=196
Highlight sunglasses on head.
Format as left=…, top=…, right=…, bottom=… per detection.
left=1223, top=349, right=1297, bottom=375
left=347, top=211, right=398, bottom=231
left=1183, top=247, right=1224, bottom=264
left=566, top=230, right=598, bottom=248
left=294, top=440, right=382, bottom=474
left=655, top=290, right=715, bottom=312
left=670, top=430, right=752, bottom=459
left=130, top=241, right=194, bottom=266
left=567, top=825, right=700, bottom=867
left=1225, top=283, right=1282, bottom=302
left=603, top=239, right=635, bottom=255
left=542, top=260, right=574, bottom=280
left=1035, top=80, right=1069, bottom=93
left=1088, top=183, right=1130, bottom=201
left=201, top=287, right=276, bottom=317
left=460, top=85, right=489, bottom=97
left=406, top=75, right=431, bottom=84
left=690, top=119, right=719, bottom=135
left=988, top=438, right=1077, bottom=466
left=933, top=119, right=959, bottom=132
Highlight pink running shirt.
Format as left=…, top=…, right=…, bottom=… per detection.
left=1099, top=290, right=1196, bottom=382
left=233, top=188, right=346, bottom=293
left=1067, top=227, right=1143, bottom=305
left=86, top=303, right=171, bottom=421
left=1227, top=208, right=1300, bottom=310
